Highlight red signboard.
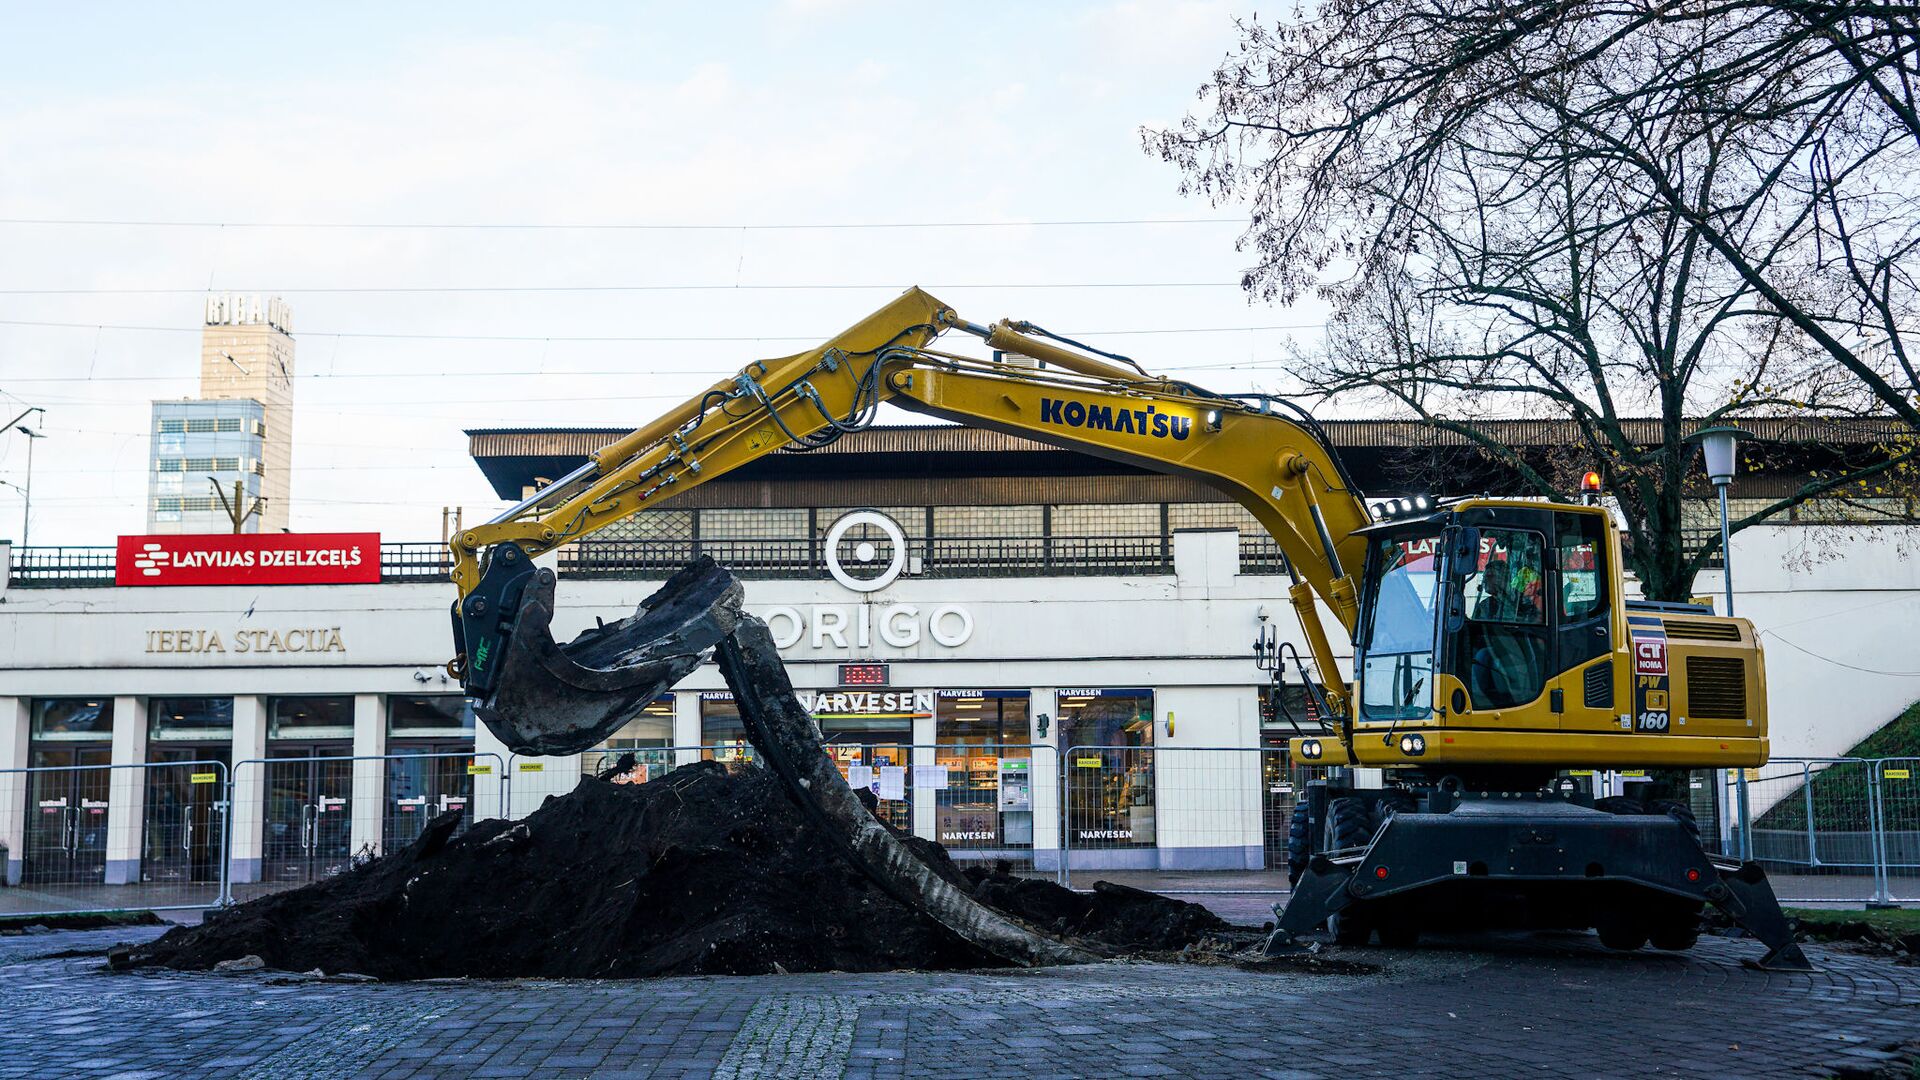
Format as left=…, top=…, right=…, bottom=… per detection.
left=115, top=533, right=381, bottom=587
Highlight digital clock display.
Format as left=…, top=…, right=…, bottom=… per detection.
left=838, top=663, right=890, bottom=686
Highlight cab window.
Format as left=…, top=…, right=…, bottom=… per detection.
left=1462, top=530, right=1546, bottom=625
left=1560, top=534, right=1601, bottom=618
left=1458, top=528, right=1549, bottom=709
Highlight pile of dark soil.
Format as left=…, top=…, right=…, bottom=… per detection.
left=110, top=762, right=1229, bottom=980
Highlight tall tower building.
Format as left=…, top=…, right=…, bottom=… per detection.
left=145, top=295, right=295, bottom=534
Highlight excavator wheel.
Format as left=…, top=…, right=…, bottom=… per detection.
left=1325, top=796, right=1374, bottom=853
left=1324, top=797, right=1376, bottom=946
left=1330, top=909, right=1373, bottom=946
left=1370, top=789, right=1417, bottom=832
left=1375, top=918, right=1420, bottom=948
left=1284, top=800, right=1311, bottom=886
left=1646, top=798, right=1702, bottom=844
left=1649, top=917, right=1702, bottom=951
left=1595, top=912, right=1649, bottom=952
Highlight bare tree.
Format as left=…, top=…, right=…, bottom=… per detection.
left=1146, top=0, right=1920, bottom=598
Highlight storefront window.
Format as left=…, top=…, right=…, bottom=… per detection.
left=30, top=699, right=113, bottom=741
left=585, top=696, right=675, bottom=785
left=148, top=697, right=234, bottom=742
left=387, top=696, right=476, bottom=739
left=1058, top=689, right=1155, bottom=847
left=268, top=696, right=354, bottom=741
left=699, top=693, right=753, bottom=763
left=933, top=691, right=1033, bottom=850
left=817, top=695, right=919, bottom=833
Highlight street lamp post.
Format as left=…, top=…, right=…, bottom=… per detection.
left=1691, top=426, right=1746, bottom=859
left=3, top=408, right=46, bottom=547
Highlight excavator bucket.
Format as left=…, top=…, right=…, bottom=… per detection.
left=465, top=556, right=742, bottom=756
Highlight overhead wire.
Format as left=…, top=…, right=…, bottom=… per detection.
left=0, top=317, right=1322, bottom=343
left=0, top=215, right=1242, bottom=231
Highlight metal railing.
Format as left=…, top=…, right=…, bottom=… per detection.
left=6, top=531, right=1292, bottom=587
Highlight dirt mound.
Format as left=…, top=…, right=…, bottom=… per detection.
left=110, top=762, right=1231, bottom=980
left=112, top=762, right=996, bottom=979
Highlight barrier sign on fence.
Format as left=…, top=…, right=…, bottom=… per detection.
left=189, top=772, right=218, bottom=784
left=518, top=761, right=545, bottom=773
left=467, top=763, right=493, bottom=775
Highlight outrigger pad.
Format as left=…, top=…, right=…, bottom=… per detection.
left=475, top=557, right=743, bottom=756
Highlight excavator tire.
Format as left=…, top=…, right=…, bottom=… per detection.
left=1326, top=796, right=1374, bottom=853
left=1595, top=911, right=1649, bottom=951
left=1370, top=789, right=1417, bottom=833
left=1649, top=917, right=1703, bottom=952
left=1285, top=800, right=1311, bottom=886
left=1647, top=799, right=1702, bottom=845
left=1595, top=795, right=1644, bottom=816
left=1325, top=797, right=1375, bottom=946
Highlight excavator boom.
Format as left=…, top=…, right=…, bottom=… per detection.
left=449, top=287, right=1369, bottom=754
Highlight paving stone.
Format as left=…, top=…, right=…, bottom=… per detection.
left=2, top=926, right=1918, bottom=1078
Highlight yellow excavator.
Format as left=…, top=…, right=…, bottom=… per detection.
left=445, top=286, right=1807, bottom=969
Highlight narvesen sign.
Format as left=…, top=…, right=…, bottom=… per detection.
left=115, top=533, right=380, bottom=587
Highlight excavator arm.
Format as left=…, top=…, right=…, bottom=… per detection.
left=451, top=287, right=1371, bottom=755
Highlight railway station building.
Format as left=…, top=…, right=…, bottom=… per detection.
left=0, top=419, right=1915, bottom=907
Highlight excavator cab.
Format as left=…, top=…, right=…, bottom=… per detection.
left=1304, top=498, right=1767, bottom=772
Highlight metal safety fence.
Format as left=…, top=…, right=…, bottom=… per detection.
left=1058, top=745, right=1325, bottom=893
left=7, top=748, right=1920, bottom=917
left=0, top=759, right=230, bottom=917
left=227, top=751, right=506, bottom=904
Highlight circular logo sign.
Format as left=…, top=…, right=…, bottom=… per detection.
left=823, top=510, right=907, bottom=593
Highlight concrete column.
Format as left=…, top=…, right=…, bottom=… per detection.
left=104, top=696, right=148, bottom=885
left=349, top=694, right=386, bottom=860
left=1153, top=686, right=1262, bottom=871
left=1029, top=686, right=1061, bottom=872
left=472, top=711, right=511, bottom=820
left=0, top=698, right=28, bottom=885
left=226, top=696, right=268, bottom=884
left=673, top=691, right=701, bottom=766
left=911, top=712, right=937, bottom=841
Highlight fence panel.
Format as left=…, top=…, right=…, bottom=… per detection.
left=1058, top=745, right=1320, bottom=895
left=381, top=751, right=497, bottom=852
left=0, top=760, right=228, bottom=917
left=1875, top=757, right=1919, bottom=901
left=1741, top=757, right=1885, bottom=903
left=228, top=752, right=504, bottom=904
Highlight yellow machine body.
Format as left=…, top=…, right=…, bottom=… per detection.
left=449, top=288, right=1768, bottom=775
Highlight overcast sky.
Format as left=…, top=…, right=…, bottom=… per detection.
left=0, top=1, right=1332, bottom=546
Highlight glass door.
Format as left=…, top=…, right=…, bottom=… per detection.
left=142, top=745, right=229, bottom=884
left=383, top=742, right=474, bottom=850
left=23, top=746, right=110, bottom=884
left=262, top=744, right=353, bottom=882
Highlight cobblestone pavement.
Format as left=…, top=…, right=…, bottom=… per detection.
left=1, top=925, right=1916, bottom=1079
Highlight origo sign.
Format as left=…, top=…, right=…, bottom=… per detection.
left=115, top=533, right=381, bottom=587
